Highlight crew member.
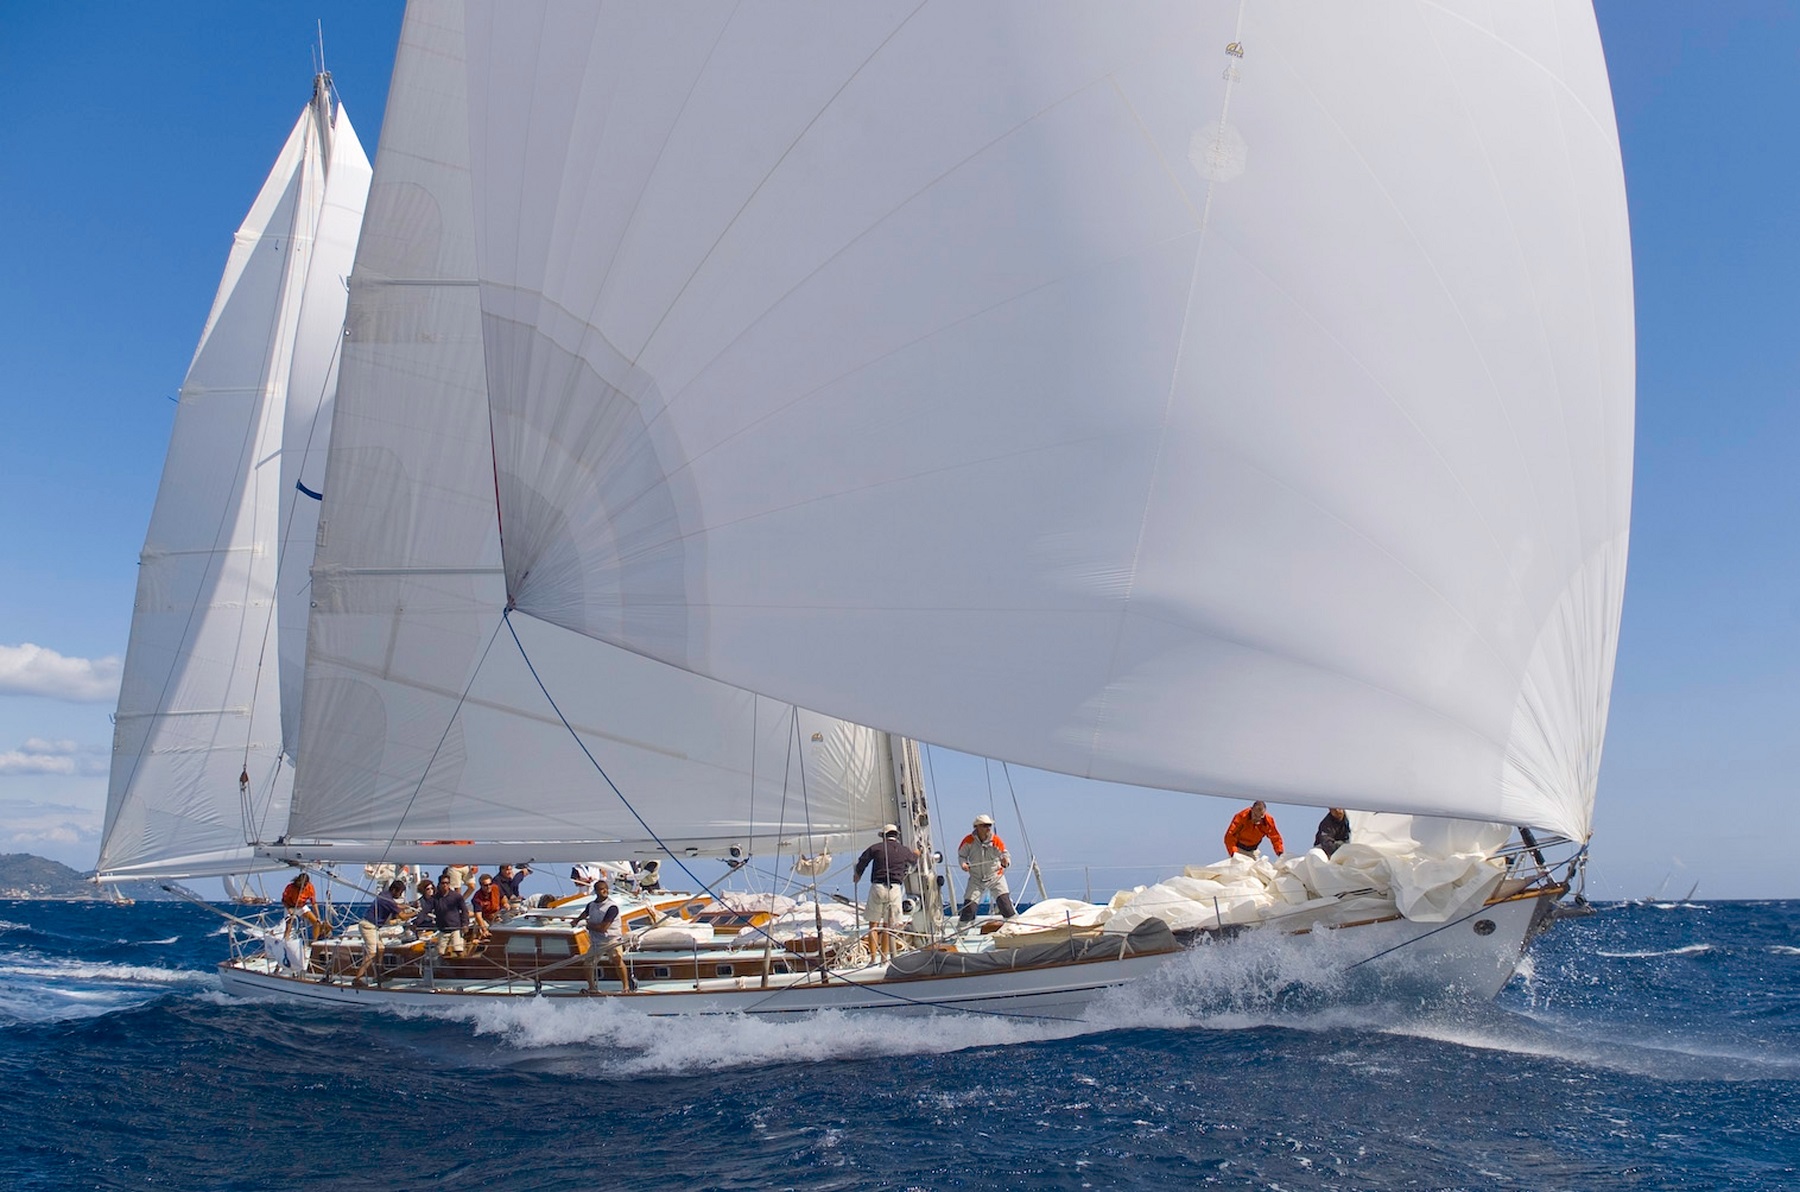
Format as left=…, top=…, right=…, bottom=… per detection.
left=471, top=872, right=505, bottom=937
left=435, top=869, right=470, bottom=957
left=1313, top=808, right=1351, bottom=858
left=853, top=824, right=919, bottom=959
left=1224, top=801, right=1284, bottom=859
left=957, top=814, right=1017, bottom=923
left=351, top=880, right=414, bottom=987
left=495, top=863, right=530, bottom=908
left=412, top=878, right=439, bottom=934
left=576, top=877, right=635, bottom=992
left=281, top=870, right=326, bottom=940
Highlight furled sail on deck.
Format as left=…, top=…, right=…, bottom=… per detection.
left=96, top=79, right=371, bottom=882
left=284, top=1, right=895, bottom=863
left=456, top=1, right=1633, bottom=842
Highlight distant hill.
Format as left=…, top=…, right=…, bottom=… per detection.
left=0, top=853, right=179, bottom=901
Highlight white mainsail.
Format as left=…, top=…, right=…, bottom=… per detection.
left=452, top=1, right=1632, bottom=843
left=96, top=79, right=371, bottom=882
left=284, top=1, right=896, bottom=864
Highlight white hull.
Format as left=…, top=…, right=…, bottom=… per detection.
left=216, top=889, right=1553, bottom=1019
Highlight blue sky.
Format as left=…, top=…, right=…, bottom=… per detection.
left=0, top=3, right=1794, bottom=899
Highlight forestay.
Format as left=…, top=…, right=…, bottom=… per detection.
left=286, top=0, right=895, bottom=862
left=459, top=1, right=1633, bottom=841
left=98, top=80, right=370, bottom=882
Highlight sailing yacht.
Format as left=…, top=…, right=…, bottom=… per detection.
left=120, top=1, right=1632, bottom=1018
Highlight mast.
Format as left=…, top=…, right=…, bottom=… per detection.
left=886, top=734, right=940, bottom=944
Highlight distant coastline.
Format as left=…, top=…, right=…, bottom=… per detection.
left=0, top=852, right=174, bottom=901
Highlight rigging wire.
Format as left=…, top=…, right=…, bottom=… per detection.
left=500, top=616, right=1136, bottom=1023
left=999, top=762, right=1050, bottom=903
left=367, top=613, right=508, bottom=865
left=502, top=608, right=723, bottom=899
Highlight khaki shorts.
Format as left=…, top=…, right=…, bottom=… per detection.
left=358, top=919, right=381, bottom=954
left=865, top=883, right=905, bottom=926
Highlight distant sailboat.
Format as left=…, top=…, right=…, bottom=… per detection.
left=94, top=72, right=371, bottom=888
left=221, top=873, right=273, bottom=906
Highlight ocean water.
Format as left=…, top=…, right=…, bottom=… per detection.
left=1, top=898, right=1795, bottom=1190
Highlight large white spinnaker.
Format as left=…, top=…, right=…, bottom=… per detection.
left=459, top=1, right=1633, bottom=842
left=283, top=1, right=895, bottom=866
left=96, top=79, right=370, bottom=882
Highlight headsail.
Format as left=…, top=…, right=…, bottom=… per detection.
left=456, top=1, right=1633, bottom=841
left=285, top=0, right=896, bottom=864
left=96, top=80, right=371, bottom=882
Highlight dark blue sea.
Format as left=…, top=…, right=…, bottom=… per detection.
left=1, top=898, right=1795, bottom=1189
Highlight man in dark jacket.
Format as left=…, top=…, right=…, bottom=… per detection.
left=435, top=871, right=470, bottom=957
left=854, top=825, right=919, bottom=959
left=352, top=879, right=414, bottom=987
left=495, top=863, right=530, bottom=907
left=1313, top=808, right=1352, bottom=858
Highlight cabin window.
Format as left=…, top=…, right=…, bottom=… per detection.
left=772, top=961, right=791, bottom=975
left=504, top=937, right=535, bottom=956
left=652, top=965, right=671, bottom=979
left=715, top=964, right=733, bottom=978
left=540, top=938, right=571, bottom=957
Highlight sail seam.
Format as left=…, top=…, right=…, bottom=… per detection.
left=627, top=3, right=930, bottom=367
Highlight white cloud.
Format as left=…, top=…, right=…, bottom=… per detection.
left=0, top=643, right=122, bottom=703
left=0, top=750, right=77, bottom=776
left=0, top=739, right=107, bottom=778
left=0, top=798, right=102, bottom=868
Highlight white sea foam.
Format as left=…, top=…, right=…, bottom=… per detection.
left=0, top=957, right=212, bottom=986
left=1595, top=944, right=1712, bottom=959
left=0, top=920, right=28, bottom=933
left=0, top=955, right=215, bottom=1025
left=1380, top=1010, right=1800, bottom=1081
left=1767, top=945, right=1800, bottom=956
left=423, top=929, right=1381, bottom=1075
left=449, top=997, right=1085, bottom=1076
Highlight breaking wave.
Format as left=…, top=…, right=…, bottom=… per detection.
left=453, top=998, right=1086, bottom=1076
left=418, top=930, right=1490, bottom=1076
left=0, top=954, right=215, bottom=1026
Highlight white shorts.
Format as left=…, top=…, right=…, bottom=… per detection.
left=358, top=920, right=382, bottom=954
left=865, top=883, right=905, bottom=926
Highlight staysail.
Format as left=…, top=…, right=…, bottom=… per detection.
left=96, top=79, right=371, bottom=882
left=283, top=1, right=896, bottom=864
left=455, top=1, right=1633, bottom=842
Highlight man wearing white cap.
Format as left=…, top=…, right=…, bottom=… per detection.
left=853, top=824, right=918, bottom=960
left=957, top=814, right=1017, bottom=923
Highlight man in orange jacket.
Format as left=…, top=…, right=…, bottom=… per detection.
left=1224, top=801, right=1284, bottom=859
